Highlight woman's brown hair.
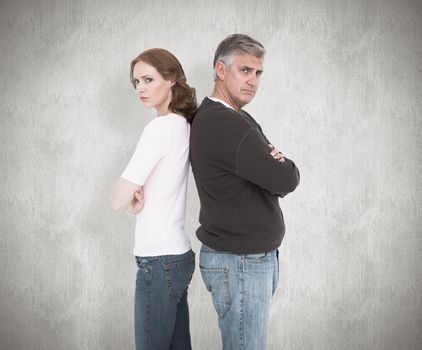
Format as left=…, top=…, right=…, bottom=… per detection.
left=130, top=48, right=197, bottom=122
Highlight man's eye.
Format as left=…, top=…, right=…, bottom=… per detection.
left=241, top=68, right=249, bottom=73
left=256, top=71, right=263, bottom=76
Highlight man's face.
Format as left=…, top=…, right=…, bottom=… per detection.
left=220, top=54, right=264, bottom=108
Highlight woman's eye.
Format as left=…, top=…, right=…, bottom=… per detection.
left=145, top=78, right=153, bottom=83
left=134, top=79, right=139, bottom=86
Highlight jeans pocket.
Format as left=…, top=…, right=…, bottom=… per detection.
left=163, top=254, right=195, bottom=301
left=245, top=252, right=268, bottom=260
left=199, top=267, right=232, bottom=320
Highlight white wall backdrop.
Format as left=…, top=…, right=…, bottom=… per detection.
left=1, top=0, right=421, bottom=349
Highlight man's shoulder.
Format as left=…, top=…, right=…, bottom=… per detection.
left=196, top=97, right=234, bottom=117
left=194, top=98, right=250, bottom=129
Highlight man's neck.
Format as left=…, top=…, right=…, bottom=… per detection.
left=211, top=84, right=241, bottom=111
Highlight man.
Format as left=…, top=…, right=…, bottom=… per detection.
left=190, top=34, right=300, bottom=349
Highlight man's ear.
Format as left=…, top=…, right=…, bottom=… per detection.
left=215, top=61, right=226, bottom=80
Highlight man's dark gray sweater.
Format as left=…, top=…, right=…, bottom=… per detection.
left=190, top=97, right=300, bottom=254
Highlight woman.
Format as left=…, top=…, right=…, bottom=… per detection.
left=112, top=48, right=197, bottom=350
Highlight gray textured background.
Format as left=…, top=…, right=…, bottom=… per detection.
left=1, top=0, right=421, bottom=349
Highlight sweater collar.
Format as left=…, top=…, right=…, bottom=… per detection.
left=207, top=96, right=236, bottom=111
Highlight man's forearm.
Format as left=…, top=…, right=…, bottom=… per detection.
left=236, top=129, right=300, bottom=196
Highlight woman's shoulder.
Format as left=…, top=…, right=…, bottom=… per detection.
left=146, top=114, right=174, bottom=127
left=145, top=113, right=188, bottom=137
left=142, top=116, right=171, bottom=137
left=149, top=113, right=187, bottom=126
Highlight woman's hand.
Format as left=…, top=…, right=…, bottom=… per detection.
left=268, top=144, right=285, bottom=162
left=125, top=187, right=144, bottom=215
left=112, top=177, right=142, bottom=212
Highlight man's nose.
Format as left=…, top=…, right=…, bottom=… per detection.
left=247, top=74, right=259, bottom=86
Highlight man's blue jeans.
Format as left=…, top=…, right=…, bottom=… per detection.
left=134, top=250, right=195, bottom=350
left=200, top=244, right=279, bottom=350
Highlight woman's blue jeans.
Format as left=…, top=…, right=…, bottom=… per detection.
left=134, top=250, right=195, bottom=350
left=200, top=244, right=279, bottom=350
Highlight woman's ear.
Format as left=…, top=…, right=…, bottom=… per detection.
left=169, top=80, right=176, bottom=87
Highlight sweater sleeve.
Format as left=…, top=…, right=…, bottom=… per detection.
left=121, top=120, right=170, bottom=186
left=235, top=128, right=300, bottom=197
left=240, top=110, right=271, bottom=144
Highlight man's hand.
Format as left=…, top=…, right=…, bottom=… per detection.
left=125, top=187, right=145, bottom=215
left=268, top=144, right=285, bottom=162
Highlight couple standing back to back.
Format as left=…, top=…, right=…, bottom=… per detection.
left=112, top=34, right=300, bottom=350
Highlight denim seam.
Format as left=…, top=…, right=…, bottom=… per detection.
left=239, top=261, right=245, bottom=349
left=239, top=271, right=245, bottom=349
left=145, top=266, right=152, bottom=349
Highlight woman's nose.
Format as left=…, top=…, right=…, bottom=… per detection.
left=136, top=82, right=145, bottom=93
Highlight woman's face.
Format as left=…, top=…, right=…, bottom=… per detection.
left=132, top=61, right=174, bottom=116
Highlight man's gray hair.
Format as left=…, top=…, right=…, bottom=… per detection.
left=213, top=34, right=266, bottom=81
